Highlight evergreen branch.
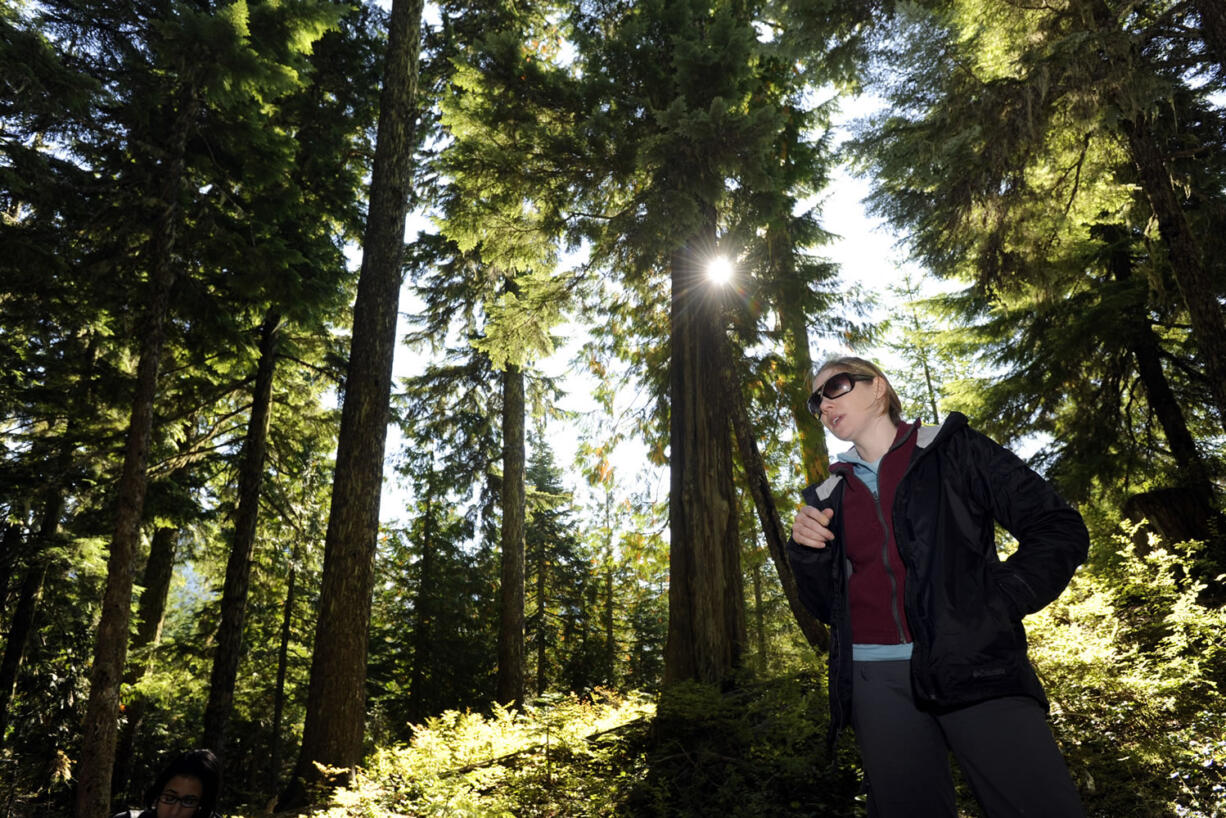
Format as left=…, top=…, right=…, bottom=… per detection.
left=278, top=352, right=345, bottom=384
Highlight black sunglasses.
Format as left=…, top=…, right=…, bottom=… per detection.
left=807, top=373, right=874, bottom=416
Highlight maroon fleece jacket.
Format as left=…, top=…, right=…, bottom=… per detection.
left=830, top=421, right=919, bottom=645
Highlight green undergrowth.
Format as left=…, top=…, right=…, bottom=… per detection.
left=253, top=522, right=1226, bottom=818
left=1025, top=522, right=1226, bottom=817
left=269, top=676, right=861, bottom=817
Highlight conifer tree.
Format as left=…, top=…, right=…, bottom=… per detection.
left=425, top=0, right=575, bottom=707
left=71, top=7, right=208, bottom=810
left=283, top=0, right=425, bottom=803
left=851, top=0, right=1226, bottom=517
left=200, top=1, right=385, bottom=762
left=567, top=0, right=872, bottom=684
left=523, top=427, right=586, bottom=695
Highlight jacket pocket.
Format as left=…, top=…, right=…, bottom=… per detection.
left=989, top=563, right=1036, bottom=620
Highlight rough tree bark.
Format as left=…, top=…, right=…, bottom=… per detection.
left=74, top=80, right=195, bottom=818
left=496, top=362, right=526, bottom=708
left=663, top=228, right=745, bottom=685
left=279, top=0, right=423, bottom=805
left=203, top=311, right=282, bottom=758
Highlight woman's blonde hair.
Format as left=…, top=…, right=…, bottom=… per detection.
left=813, top=356, right=903, bottom=425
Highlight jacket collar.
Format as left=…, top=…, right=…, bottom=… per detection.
left=831, top=418, right=921, bottom=472
left=803, top=413, right=970, bottom=504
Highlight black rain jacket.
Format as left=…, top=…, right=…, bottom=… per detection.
left=786, top=412, right=1089, bottom=739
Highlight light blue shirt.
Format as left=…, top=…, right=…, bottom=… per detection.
left=835, top=447, right=882, bottom=497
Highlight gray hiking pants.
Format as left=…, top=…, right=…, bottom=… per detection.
left=850, top=659, right=1085, bottom=818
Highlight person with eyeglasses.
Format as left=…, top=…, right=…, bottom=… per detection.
left=787, top=356, right=1086, bottom=817
left=111, top=749, right=220, bottom=818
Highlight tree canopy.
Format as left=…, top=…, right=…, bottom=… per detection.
left=1, top=0, right=1224, bottom=814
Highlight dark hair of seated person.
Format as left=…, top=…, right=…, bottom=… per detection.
left=140, top=748, right=221, bottom=817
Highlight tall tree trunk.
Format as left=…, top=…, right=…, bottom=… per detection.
left=0, top=514, right=52, bottom=746
left=727, top=366, right=829, bottom=652
left=1101, top=230, right=1214, bottom=494
left=1120, top=114, right=1226, bottom=434
left=7, top=337, right=97, bottom=747
left=496, top=362, right=526, bottom=708
left=75, top=73, right=192, bottom=812
left=1130, top=333, right=1210, bottom=489
left=406, top=485, right=434, bottom=724
left=74, top=252, right=176, bottom=818
left=112, top=524, right=178, bottom=799
left=535, top=526, right=547, bottom=697
left=0, top=508, right=27, bottom=623
left=268, top=562, right=297, bottom=795
left=0, top=489, right=58, bottom=745
left=663, top=228, right=745, bottom=685
left=281, top=0, right=422, bottom=804
left=203, top=311, right=282, bottom=758
left=750, top=556, right=767, bottom=673
left=1097, top=229, right=1223, bottom=556
left=130, top=526, right=178, bottom=677
left=602, top=488, right=615, bottom=685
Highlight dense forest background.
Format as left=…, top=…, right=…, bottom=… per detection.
left=2, top=0, right=1225, bottom=815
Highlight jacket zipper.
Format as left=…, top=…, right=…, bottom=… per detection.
left=870, top=423, right=923, bottom=645
left=870, top=491, right=908, bottom=643
left=838, top=465, right=909, bottom=646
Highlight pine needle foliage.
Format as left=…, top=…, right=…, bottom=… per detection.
left=849, top=0, right=1226, bottom=512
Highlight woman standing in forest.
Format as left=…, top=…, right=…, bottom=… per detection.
left=110, top=749, right=221, bottom=818
left=788, top=356, right=1086, bottom=817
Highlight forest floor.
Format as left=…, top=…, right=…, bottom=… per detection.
left=245, top=657, right=1225, bottom=817
left=239, top=675, right=871, bottom=817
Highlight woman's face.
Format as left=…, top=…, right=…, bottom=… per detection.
left=813, top=367, right=885, bottom=441
left=156, top=774, right=203, bottom=818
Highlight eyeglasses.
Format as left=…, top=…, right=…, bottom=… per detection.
left=158, top=793, right=201, bottom=809
left=807, top=372, right=874, bottom=416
